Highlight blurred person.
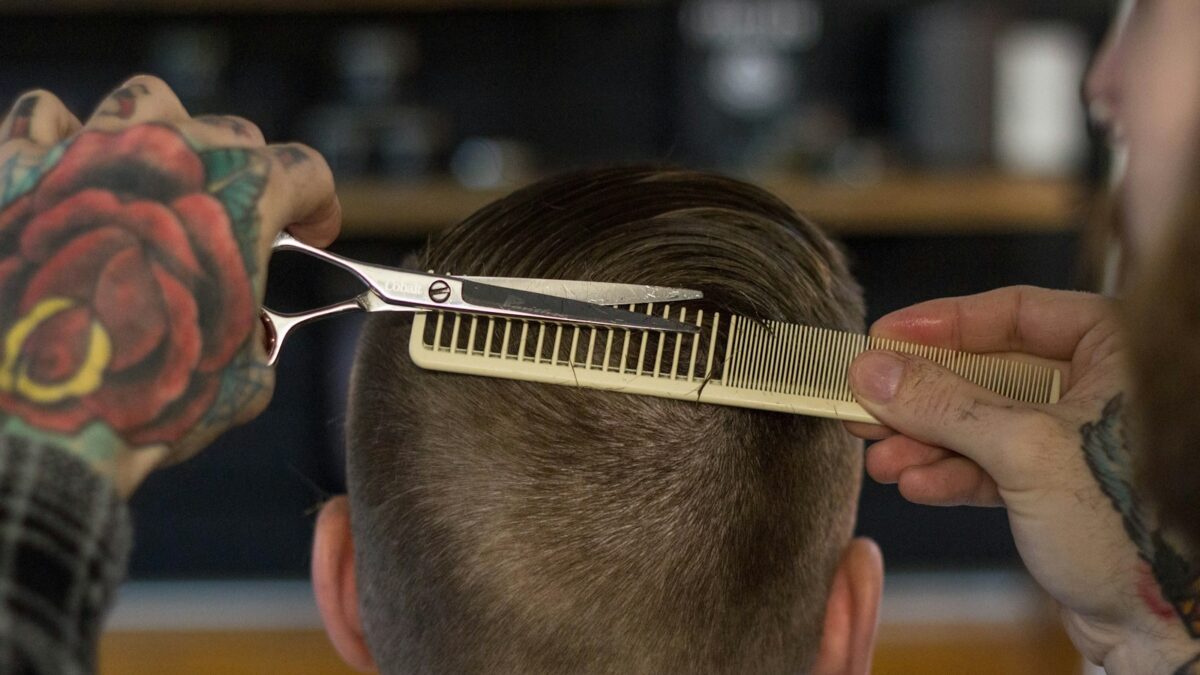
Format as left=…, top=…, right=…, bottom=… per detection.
left=313, top=167, right=884, bottom=675
left=844, top=2, right=1200, bottom=672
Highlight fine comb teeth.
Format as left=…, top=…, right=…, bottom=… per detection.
left=408, top=305, right=1062, bottom=424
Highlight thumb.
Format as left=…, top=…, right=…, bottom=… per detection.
left=848, top=350, right=1066, bottom=488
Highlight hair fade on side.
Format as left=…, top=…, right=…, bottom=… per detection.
left=347, top=167, right=865, bottom=674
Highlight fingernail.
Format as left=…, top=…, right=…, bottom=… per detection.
left=850, top=352, right=905, bottom=403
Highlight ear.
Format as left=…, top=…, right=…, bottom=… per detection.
left=811, top=537, right=884, bottom=675
left=312, top=495, right=376, bottom=672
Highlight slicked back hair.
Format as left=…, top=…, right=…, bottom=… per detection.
left=347, top=168, right=866, bottom=674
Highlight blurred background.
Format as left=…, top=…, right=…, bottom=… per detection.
left=1, top=0, right=1115, bottom=672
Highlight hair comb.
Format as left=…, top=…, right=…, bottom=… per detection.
left=407, top=305, right=1061, bottom=424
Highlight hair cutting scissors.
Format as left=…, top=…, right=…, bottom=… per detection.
left=260, top=233, right=703, bottom=365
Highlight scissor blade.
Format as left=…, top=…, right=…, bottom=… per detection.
left=459, top=280, right=699, bottom=334
left=460, top=277, right=703, bottom=307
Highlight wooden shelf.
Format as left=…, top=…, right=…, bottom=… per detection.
left=336, top=173, right=1087, bottom=239
left=6, top=0, right=657, bottom=13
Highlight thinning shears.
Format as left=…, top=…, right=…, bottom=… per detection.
left=260, top=233, right=703, bottom=365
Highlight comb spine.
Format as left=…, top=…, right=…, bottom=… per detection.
left=568, top=325, right=581, bottom=368
left=534, top=323, right=546, bottom=364
left=483, top=318, right=495, bottom=358
left=688, top=310, right=703, bottom=382
left=725, top=315, right=740, bottom=387
left=653, top=305, right=669, bottom=377
left=433, top=312, right=445, bottom=351
left=633, top=304, right=651, bottom=375
left=603, top=328, right=614, bottom=372
left=516, top=321, right=528, bottom=361
left=585, top=327, right=597, bottom=370
left=501, top=319, right=512, bottom=360
left=704, top=313, right=719, bottom=383
left=450, top=314, right=462, bottom=354
left=670, top=307, right=687, bottom=380
left=551, top=325, right=563, bottom=366
left=466, top=316, right=479, bottom=356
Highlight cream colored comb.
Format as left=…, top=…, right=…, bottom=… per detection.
left=407, top=306, right=1061, bottom=424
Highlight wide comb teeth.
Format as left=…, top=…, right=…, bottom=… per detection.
left=411, top=305, right=1061, bottom=424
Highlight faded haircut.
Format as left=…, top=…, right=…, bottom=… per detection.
left=346, top=167, right=866, bottom=674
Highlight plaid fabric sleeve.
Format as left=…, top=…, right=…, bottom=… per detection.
left=0, top=435, right=131, bottom=675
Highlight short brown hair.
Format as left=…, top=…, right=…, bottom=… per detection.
left=346, top=167, right=865, bottom=674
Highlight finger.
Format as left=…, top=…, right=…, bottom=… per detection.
left=865, top=436, right=952, bottom=484
left=0, top=90, right=82, bottom=145
left=844, top=421, right=894, bottom=440
left=870, top=286, right=1114, bottom=361
left=85, top=75, right=188, bottom=129
left=897, top=456, right=1002, bottom=507
left=849, top=350, right=1069, bottom=488
left=260, top=142, right=341, bottom=248
left=188, top=115, right=267, bottom=147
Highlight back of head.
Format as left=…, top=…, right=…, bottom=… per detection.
left=347, top=167, right=866, bottom=674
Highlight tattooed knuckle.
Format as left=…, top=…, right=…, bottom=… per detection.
left=270, top=143, right=324, bottom=174
left=121, top=74, right=168, bottom=92
left=233, top=117, right=264, bottom=142
left=194, top=115, right=266, bottom=145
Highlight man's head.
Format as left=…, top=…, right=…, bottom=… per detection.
left=313, top=168, right=882, bottom=674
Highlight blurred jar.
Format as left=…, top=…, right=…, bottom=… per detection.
left=893, top=1, right=999, bottom=169
left=677, top=0, right=823, bottom=169
left=302, top=26, right=445, bottom=180
left=450, top=137, right=536, bottom=191
left=150, top=27, right=230, bottom=112
left=993, top=23, right=1090, bottom=177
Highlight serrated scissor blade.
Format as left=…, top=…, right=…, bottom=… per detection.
left=460, top=277, right=702, bottom=307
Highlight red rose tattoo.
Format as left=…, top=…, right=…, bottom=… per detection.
left=0, top=124, right=267, bottom=446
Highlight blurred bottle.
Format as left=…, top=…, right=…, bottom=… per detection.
left=302, top=26, right=445, bottom=180
left=893, top=1, right=999, bottom=169
left=677, top=0, right=823, bottom=169
left=993, top=23, right=1090, bottom=177
left=150, top=27, right=230, bottom=113
left=450, top=137, right=536, bottom=191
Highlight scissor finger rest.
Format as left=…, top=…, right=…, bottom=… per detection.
left=260, top=299, right=368, bottom=366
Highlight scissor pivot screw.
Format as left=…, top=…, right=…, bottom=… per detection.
left=429, top=280, right=451, bottom=303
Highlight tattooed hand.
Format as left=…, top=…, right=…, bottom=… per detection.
left=0, top=76, right=341, bottom=497
left=843, top=286, right=1200, bottom=674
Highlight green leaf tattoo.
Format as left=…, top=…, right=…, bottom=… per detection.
left=201, top=148, right=270, bottom=281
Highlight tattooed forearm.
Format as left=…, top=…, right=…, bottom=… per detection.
left=1081, top=395, right=1200, bottom=638
left=0, top=122, right=269, bottom=470
left=97, top=83, right=149, bottom=120
left=3, top=95, right=37, bottom=141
